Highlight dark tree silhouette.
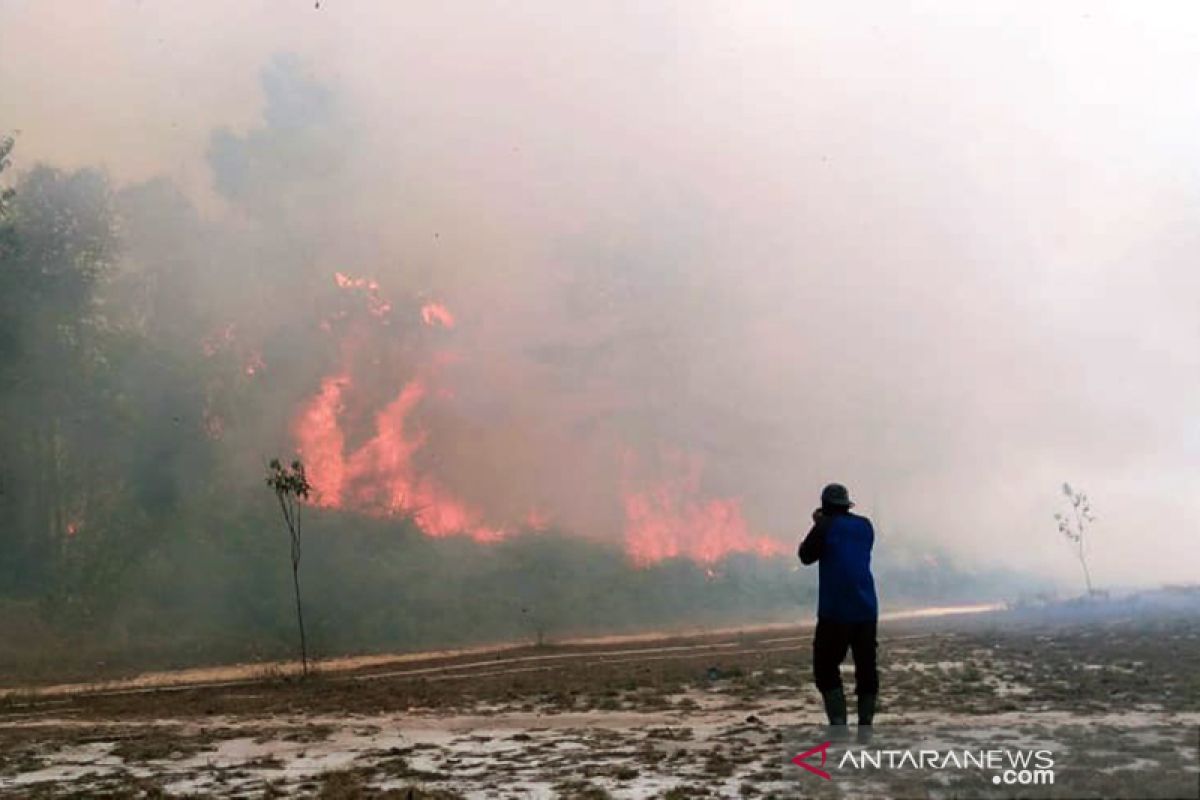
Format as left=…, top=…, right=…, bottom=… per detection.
left=0, top=146, right=120, bottom=598
left=1055, top=483, right=1096, bottom=596
left=266, top=458, right=313, bottom=674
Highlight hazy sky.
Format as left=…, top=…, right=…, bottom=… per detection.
left=3, top=0, right=1198, bottom=586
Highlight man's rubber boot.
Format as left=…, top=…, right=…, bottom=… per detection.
left=856, top=693, right=877, bottom=744
left=858, top=693, right=877, bottom=726
left=821, top=687, right=848, bottom=725
left=822, top=687, right=850, bottom=741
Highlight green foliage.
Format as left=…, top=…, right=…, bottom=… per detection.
left=0, top=149, right=124, bottom=600
left=266, top=458, right=311, bottom=501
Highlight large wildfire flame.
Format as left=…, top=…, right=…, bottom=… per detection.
left=622, top=450, right=787, bottom=565
left=294, top=372, right=504, bottom=542
left=294, top=274, right=502, bottom=543
left=290, top=271, right=784, bottom=564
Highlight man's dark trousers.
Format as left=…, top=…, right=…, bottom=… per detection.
left=813, top=617, right=878, bottom=696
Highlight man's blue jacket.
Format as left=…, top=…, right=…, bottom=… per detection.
left=798, top=509, right=879, bottom=623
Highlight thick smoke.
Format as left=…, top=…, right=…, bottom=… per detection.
left=3, top=1, right=1198, bottom=589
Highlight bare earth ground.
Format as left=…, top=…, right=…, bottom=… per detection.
left=1, top=608, right=1198, bottom=799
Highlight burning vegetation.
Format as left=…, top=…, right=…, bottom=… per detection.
left=5, top=6, right=1200, bottom=798
left=0, top=59, right=1044, bottom=677
left=290, top=269, right=787, bottom=561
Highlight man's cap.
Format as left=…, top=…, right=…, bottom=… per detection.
left=821, top=483, right=853, bottom=508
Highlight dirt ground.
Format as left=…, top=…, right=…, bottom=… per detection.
left=1, top=607, right=1197, bottom=799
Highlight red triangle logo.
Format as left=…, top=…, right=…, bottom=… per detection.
left=792, top=740, right=833, bottom=780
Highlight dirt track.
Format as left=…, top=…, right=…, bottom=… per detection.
left=0, top=603, right=1002, bottom=703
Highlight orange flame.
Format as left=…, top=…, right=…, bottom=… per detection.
left=294, top=371, right=503, bottom=543
left=421, top=302, right=455, bottom=328
left=524, top=507, right=551, bottom=531
left=293, top=289, right=787, bottom=564
left=622, top=450, right=786, bottom=566
left=334, top=271, right=392, bottom=318
left=293, top=373, right=349, bottom=507
left=334, top=272, right=378, bottom=291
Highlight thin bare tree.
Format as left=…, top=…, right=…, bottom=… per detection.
left=1054, top=482, right=1096, bottom=596
left=267, top=459, right=313, bottom=674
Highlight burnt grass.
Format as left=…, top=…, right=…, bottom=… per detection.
left=11, top=612, right=1194, bottom=721
left=1, top=611, right=1197, bottom=798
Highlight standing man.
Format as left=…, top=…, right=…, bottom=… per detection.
left=798, top=483, right=878, bottom=728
